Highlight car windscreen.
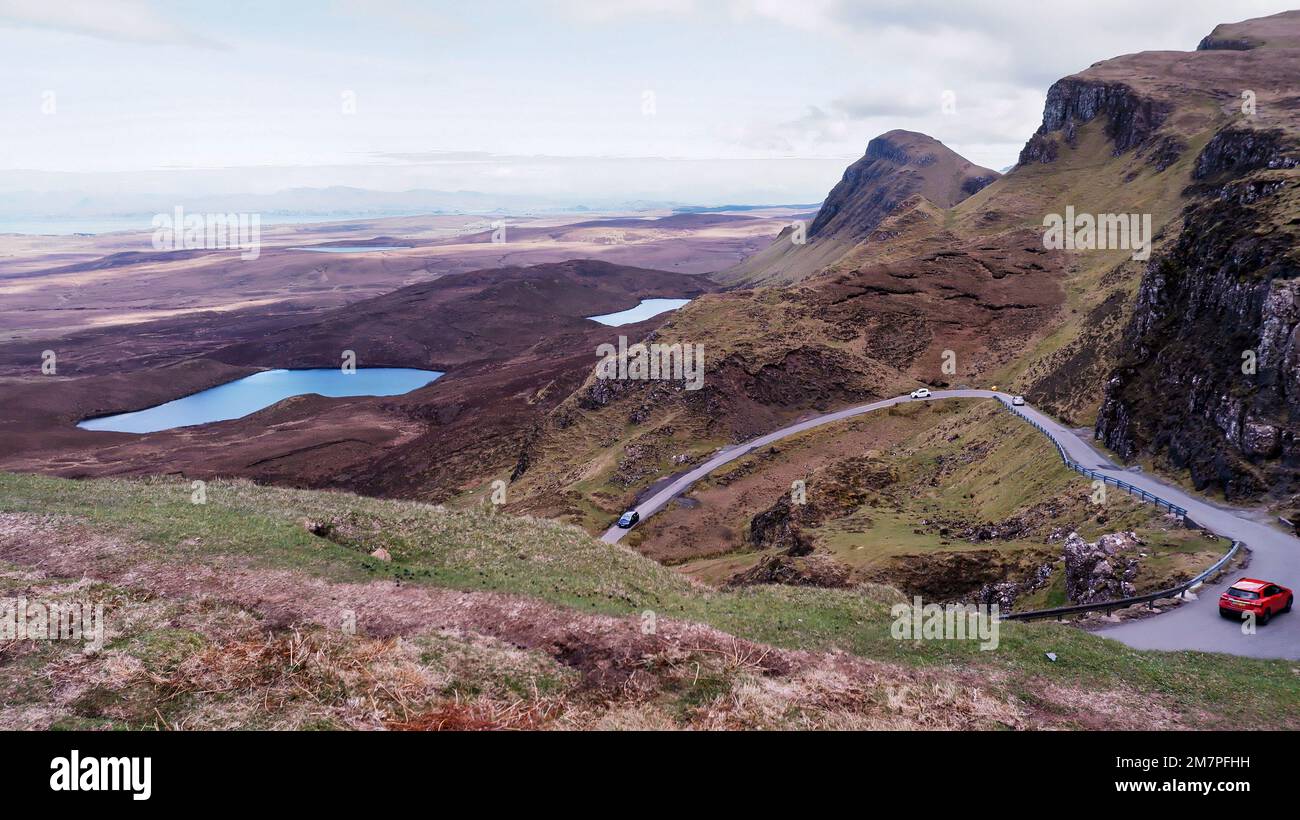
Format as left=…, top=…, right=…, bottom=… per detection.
left=1227, top=587, right=1260, bottom=600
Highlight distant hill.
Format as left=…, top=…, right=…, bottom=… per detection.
left=671, top=203, right=823, bottom=214
left=717, top=130, right=998, bottom=286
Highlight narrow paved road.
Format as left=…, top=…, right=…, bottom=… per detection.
left=600, top=390, right=1300, bottom=659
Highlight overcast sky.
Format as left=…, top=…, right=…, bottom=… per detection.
left=0, top=0, right=1294, bottom=206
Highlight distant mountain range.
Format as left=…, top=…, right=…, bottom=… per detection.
left=0, top=185, right=826, bottom=234
left=0, top=186, right=632, bottom=222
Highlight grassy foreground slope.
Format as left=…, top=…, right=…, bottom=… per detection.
left=0, top=472, right=1295, bottom=729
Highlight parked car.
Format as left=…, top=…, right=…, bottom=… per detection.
left=910, top=388, right=931, bottom=399
left=1219, top=578, right=1293, bottom=624
left=1012, top=395, right=1026, bottom=406
left=616, top=510, right=640, bottom=529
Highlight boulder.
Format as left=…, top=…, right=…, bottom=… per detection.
left=1063, top=531, right=1139, bottom=604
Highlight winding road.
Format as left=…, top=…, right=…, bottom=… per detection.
left=600, top=390, right=1300, bottom=660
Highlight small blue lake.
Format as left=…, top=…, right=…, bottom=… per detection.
left=587, top=298, right=691, bottom=326
left=78, top=368, right=443, bottom=434
left=287, top=246, right=410, bottom=253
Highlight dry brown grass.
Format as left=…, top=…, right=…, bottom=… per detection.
left=2, top=560, right=1174, bottom=731
left=0, top=502, right=1273, bottom=732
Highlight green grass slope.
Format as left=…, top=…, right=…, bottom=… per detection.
left=0, top=472, right=1296, bottom=729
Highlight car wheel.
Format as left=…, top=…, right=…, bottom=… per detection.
left=1284, top=596, right=1293, bottom=613
left=1259, top=608, right=1271, bottom=625
left=1219, top=608, right=1232, bottom=619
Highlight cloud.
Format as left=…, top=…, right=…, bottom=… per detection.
left=833, top=89, right=948, bottom=119
left=709, top=1, right=1296, bottom=169
left=731, top=76, right=1045, bottom=171
left=333, top=0, right=465, bottom=35
left=0, top=0, right=224, bottom=47
left=6, top=0, right=1294, bottom=199
left=725, top=0, right=850, bottom=36
left=550, top=0, right=698, bottom=23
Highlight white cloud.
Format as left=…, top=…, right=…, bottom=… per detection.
left=726, top=0, right=850, bottom=36
left=0, top=0, right=223, bottom=47
left=3, top=0, right=1296, bottom=203
left=550, top=0, right=698, bottom=23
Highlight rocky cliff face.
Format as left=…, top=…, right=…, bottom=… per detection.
left=1019, top=78, right=1172, bottom=165
left=1095, top=125, right=1300, bottom=498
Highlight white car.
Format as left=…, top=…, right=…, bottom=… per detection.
left=1011, top=395, right=1025, bottom=406
left=910, top=388, right=931, bottom=399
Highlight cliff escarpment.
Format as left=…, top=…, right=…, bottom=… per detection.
left=1019, top=78, right=1173, bottom=165
left=1096, top=125, right=1300, bottom=499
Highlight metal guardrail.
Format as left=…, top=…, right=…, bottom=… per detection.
left=1003, top=541, right=1241, bottom=621
left=1000, top=401, right=1188, bottom=518
left=994, top=397, right=1241, bottom=621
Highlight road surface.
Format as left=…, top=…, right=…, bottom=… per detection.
left=600, top=390, right=1300, bottom=659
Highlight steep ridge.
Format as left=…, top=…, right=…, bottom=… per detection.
left=811, top=130, right=1000, bottom=239
left=1080, top=11, right=1300, bottom=503
left=718, top=130, right=998, bottom=287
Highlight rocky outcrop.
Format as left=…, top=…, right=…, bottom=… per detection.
left=747, top=457, right=896, bottom=555
left=748, top=496, right=815, bottom=556
left=1192, top=127, right=1297, bottom=180
left=916, top=497, right=1067, bottom=543
left=724, top=553, right=852, bottom=589
left=977, top=563, right=1054, bottom=611
left=1197, top=36, right=1255, bottom=51
left=1063, top=531, right=1140, bottom=604
left=1194, top=13, right=1300, bottom=51
left=1096, top=124, right=1300, bottom=499
left=1017, top=78, right=1171, bottom=165
left=961, top=174, right=998, bottom=197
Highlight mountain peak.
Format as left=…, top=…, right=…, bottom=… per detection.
left=864, top=129, right=952, bottom=165
left=809, top=131, right=998, bottom=240
left=1198, top=9, right=1300, bottom=51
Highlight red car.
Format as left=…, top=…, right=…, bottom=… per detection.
left=1219, top=578, right=1293, bottom=624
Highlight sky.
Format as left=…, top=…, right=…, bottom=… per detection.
left=0, top=0, right=1296, bottom=208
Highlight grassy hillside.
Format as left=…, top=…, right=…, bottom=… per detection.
left=649, top=400, right=1221, bottom=601
left=0, top=471, right=1295, bottom=729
